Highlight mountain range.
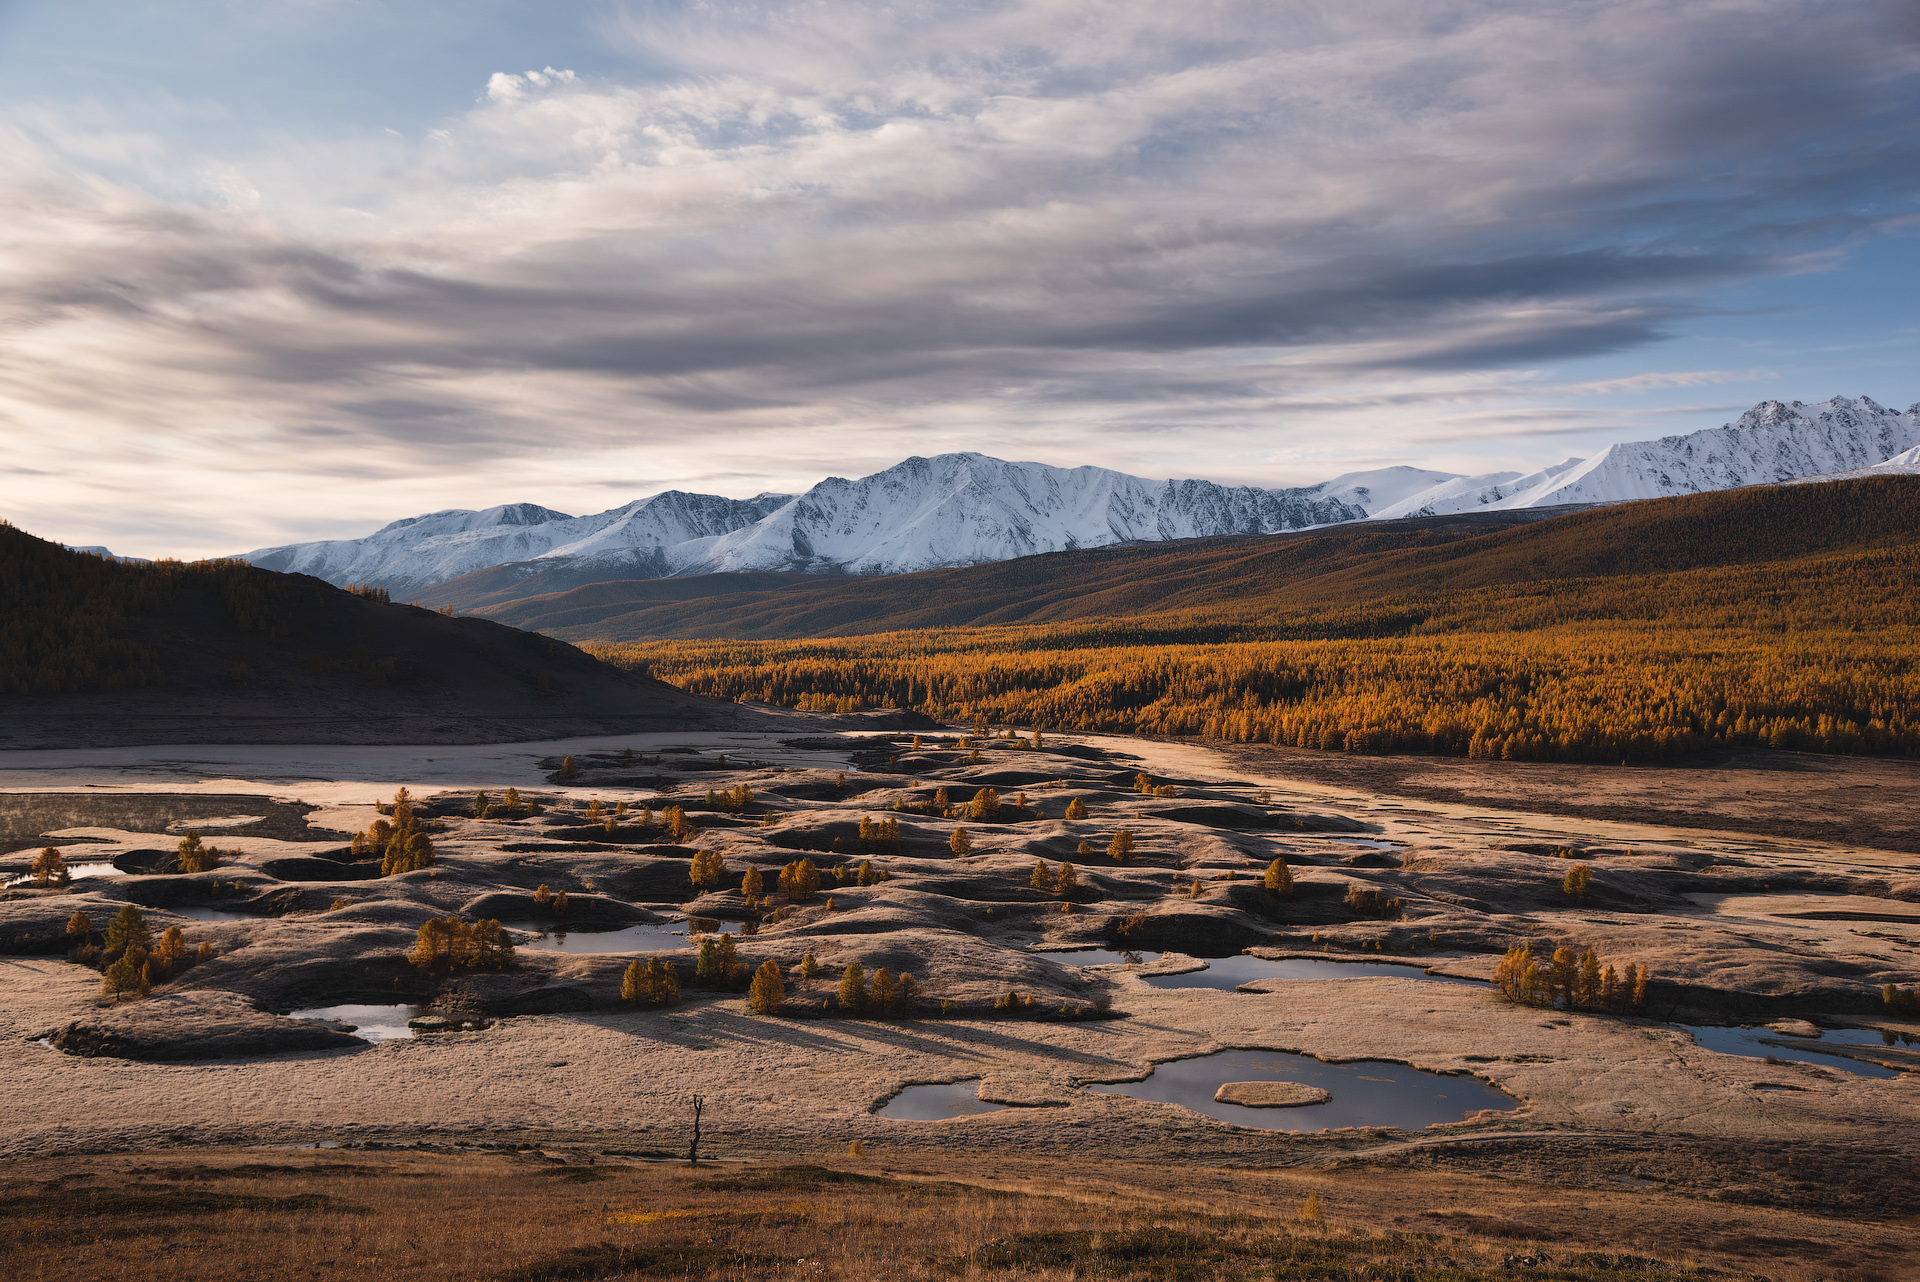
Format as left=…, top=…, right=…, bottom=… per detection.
left=239, top=395, right=1920, bottom=599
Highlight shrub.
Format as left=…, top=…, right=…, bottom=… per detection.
left=949, top=827, right=972, bottom=855
left=837, top=963, right=868, bottom=1014
left=1298, top=1191, right=1324, bottom=1224
left=748, top=959, right=785, bottom=1014
left=1344, top=885, right=1401, bottom=918
left=1064, top=797, right=1088, bottom=820
left=1264, top=857, right=1294, bottom=898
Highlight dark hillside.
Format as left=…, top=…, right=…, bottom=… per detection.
left=432, top=563, right=823, bottom=612
left=0, top=521, right=745, bottom=749
left=479, top=477, right=1920, bottom=642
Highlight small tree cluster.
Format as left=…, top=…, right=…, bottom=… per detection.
left=174, top=832, right=223, bottom=874
left=851, top=859, right=886, bottom=886
left=1495, top=945, right=1648, bottom=1011
left=350, top=789, right=436, bottom=876
left=704, top=783, right=755, bottom=813
left=407, top=917, right=514, bottom=974
left=777, top=857, right=821, bottom=900
left=695, top=932, right=747, bottom=986
left=1344, top=885, right=1401, bottom=918
left=689, top=848, right=727, bottom=892
left=834, top=963, right=918, bottom=1017
left=29, top=846, right=70, bottom=887
left=1881, top=984, right=1918, bottom=1015
left=98, top=906, right=212, bottom=999
left=622, top=957, right=681, bottom=1006
left=857, top=816, right=900, bottom=853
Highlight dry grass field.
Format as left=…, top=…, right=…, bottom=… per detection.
left=12, top=1144, right=1903, bottom=1282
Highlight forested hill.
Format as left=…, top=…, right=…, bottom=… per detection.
left=0, top=521, right=741, bottom=748
left=479, top=475, right=1920, bottom=642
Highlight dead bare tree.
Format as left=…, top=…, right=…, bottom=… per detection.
left=686, top=1094, right=706, bottom=1166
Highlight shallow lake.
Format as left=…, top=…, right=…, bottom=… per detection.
left=513, top=920, right=729, bottom=953
left=1085, top=1048, right=1515, bottom=1131
left=1676, top=1023, right=1901, bottom=1078
left=876, top=1080, right=1012, bottom=1120
left=288, top=1003, right=430, bottom=1043
left=3, top=861, right=123, bottom=887
left=1143, top=955, right=1486, bottom=991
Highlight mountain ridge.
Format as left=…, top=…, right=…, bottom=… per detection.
left=237, top=394, right=1917, bottom=594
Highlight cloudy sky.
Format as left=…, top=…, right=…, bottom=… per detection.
left=1, top=0, right=1915, bottom=558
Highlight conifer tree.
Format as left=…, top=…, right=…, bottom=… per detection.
left=1107, top=830, right=1134, bottom=863
left=554, top=890, right=569, bottom=915
left=695, top=938, right=723, bottom=985
left=472, top=790, right=491, bottom=818
left=1065, top=797, right=1088, bottom=820
left=535, top=884, right=553, bottom=906
left=748, top=958, right=785, bottom=1015
left=30, top=846, right=69, bottom=886
left=560, top=756, right=579, bottom=779
left=1053, top=861, right=1079, bottom=897
left=1135, top=773, right=1153, bottom=793
left=622, top=958, right=645, bottom=1003
left=715, top=931, right=743, bottom=983
left=1264, top=857, right=1295, bottom=898
left=1030, top=859, right=1053, bottom=889
left=587, top=798, right=603, bottom=820
left=65, top=910, right=92, bottom=942
left=933, top=787, right=950, bottom=809
left=153, top=925, right=188, bottom=975
left=1548, top=946, right=1578, bottom=1004
left=105, top=904, right=150, bottom=955
left=897, top=972, right=921, bottom=1017
left=949, top=826, right=972, bottom=855
left=1298, top=1191, right=1324, bottom=1225
left=800, top=951, right=821, bottom=979
left=871, top=967, right=898, bottom=1015
left=1563, top=864, right=1593, bottom=898
left=742, top=866, right=764, bottom=898
left=855, top=859, right=878, bottom=886
left=1575, top=947, right=1603, bottom=1008
left=666, top=806, right=693, bottom=842
left=651, top=957, right=681, bottom=1004
left=689, top=848, right=725, bottom=892
left=504, top=787, right=522, bottom=814
left=102, top=951, right=145, bottom=999
left=837, top=962, right=868, bottom=1014
left=968, top=788, right=1001, bottom=821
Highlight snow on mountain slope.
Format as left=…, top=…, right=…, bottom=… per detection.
left=243, top=493, right=790, bottom=596
left=1372, top=396, right=1920, bottom=519
left=237, top=395, right=1914, bottom=593
left=693, top=454, right=1364, bottom=575
left=1788, top=443, right=1920, bottom=484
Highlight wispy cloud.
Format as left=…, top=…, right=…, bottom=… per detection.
left=0, top=0, right=1915, bottom=554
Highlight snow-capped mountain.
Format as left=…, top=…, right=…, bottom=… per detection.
left=1371, top=396, right=1920, bottom=519
left=244, top=492, right=792, bottom=597
left=239, top=395, right=1916, bottom=592
left=1788, top=443, right=1920, bottom=485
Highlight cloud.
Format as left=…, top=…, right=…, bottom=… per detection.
left=0, top=0, right=1916, bottom=554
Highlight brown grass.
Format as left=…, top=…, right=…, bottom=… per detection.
left=2, top=1147, right=1896, bottom=1281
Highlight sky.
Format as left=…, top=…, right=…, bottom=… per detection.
left=0, top=0, right=1915, bottom=559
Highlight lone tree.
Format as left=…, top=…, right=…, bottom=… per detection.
left=1264, top=857, right=1295, bottom=898
left=967, top=788, right=1002, bottom=821
left=837, top=962, right=869, bottom=1014
left=1053, top=861, right=1079, bottom=897
left=748, top=959, right=785, bottom=1015
left=949, top=826, right=972, bottom=855
left=1107, top=830, right=1134, bottom=864
left=689, top=848, right=726, bottom=893
left=1064, top=797, right=1088, bottom=820
left=65, top=910, right=93, bottom=944
left=30, top=846, right=70, bottom=887
left=1563, top=864, right=1593, bottom=899
left=104, top=904, right=151, bottom=955
left=176, top=832, right=221, bottom=874
left=742, top=865, right=765, bottom=899
left=471, top=790, right=491, bottom=818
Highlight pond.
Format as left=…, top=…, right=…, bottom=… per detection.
left=1084, top=1048, right=1516, bottom=1131
left=513, top=920, right=728, bottom=953
left=3, top=862, right=124, bottom=887
left=288, top=1003, right=431, bottom=1043
left=875, top=1080, right=1012, bottom=1120
left=168, top=906, right=260, bottom=923
left=1143, top=955, right=1486, bottom=991
left=1036, top=948, right=1164, bottom=967
left=1675, top=1023, right=1902, bottom=1079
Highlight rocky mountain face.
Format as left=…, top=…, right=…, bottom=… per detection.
left=239, top=396, right=1917, bottom=592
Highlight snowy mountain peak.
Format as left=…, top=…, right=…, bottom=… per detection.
left=238, top=394, right=1914, bottom=595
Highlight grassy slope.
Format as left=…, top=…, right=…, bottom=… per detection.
left=477, top=477, right=1920, bottom=642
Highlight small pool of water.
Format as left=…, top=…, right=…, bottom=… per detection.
left=1143, top=955, right=1486, bottom=991
left=168, top=906, right=260, bottom=923
left=515, top=921, right=696, bottom=953
left=288, top=1003, right=430, bottom=1043
left=1037, top=948, right=1164, bottom=967
left=1818, top=1026, right=1916, bottom=1048
left=4, top=862, right=124, bottom=887
left=876, top=1080, right=1011, bottom=1120
left=1086, top=1049, right=1514, bottom=1131
left=1676, top=1024, right=1901, bottom=1078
